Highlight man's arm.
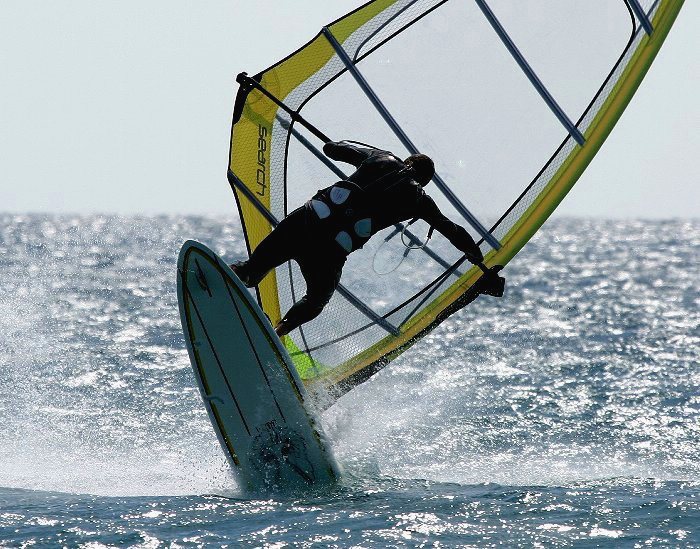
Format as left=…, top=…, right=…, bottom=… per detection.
left=418, top=194, right=484, bottom=264
left=323, top=141, right=378, bottom=168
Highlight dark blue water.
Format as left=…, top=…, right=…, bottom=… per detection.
left=1, top=215, right=698, bottom=546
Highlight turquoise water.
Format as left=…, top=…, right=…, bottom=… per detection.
left=1, top=215, right=698, bottom=547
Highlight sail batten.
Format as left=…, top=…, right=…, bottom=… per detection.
left=629, top=0, right=655, bottom=35
left=475, top=0, right=585, bottom=146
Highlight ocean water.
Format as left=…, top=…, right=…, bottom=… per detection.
left=0, top=214, right=698, bottom=547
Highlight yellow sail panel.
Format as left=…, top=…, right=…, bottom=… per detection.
left=228, top=89, right=281, bottom=323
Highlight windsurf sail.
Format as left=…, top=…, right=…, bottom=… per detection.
left=227, top=0, right=684, bottom=403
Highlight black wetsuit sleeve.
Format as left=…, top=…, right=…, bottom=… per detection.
left=418, top=194, right=484, bottom=263
left=323, top=141, right=376, bottom=168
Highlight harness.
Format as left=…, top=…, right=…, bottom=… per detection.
left=307, top=157, right=416, bottom=254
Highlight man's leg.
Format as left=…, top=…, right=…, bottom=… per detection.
left=275, top=255, right=344, bottom=336
left=233, top=208, right=306, bottom=287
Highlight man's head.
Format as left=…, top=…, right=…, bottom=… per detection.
left=404, top=153, right=435, bottom=186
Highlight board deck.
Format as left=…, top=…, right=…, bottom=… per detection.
left=176, top=240, right=340, bottom=490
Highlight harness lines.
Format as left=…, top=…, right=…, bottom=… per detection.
left=371, top=217, right=436, bottom=275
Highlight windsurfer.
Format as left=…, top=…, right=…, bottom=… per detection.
left=232, top=141, right=484, bottom=336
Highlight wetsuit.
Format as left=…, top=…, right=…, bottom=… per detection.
left=235, top=141, right=483, bottom=335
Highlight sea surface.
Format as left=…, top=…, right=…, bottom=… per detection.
left=0, top=214, right=698, bottom=547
